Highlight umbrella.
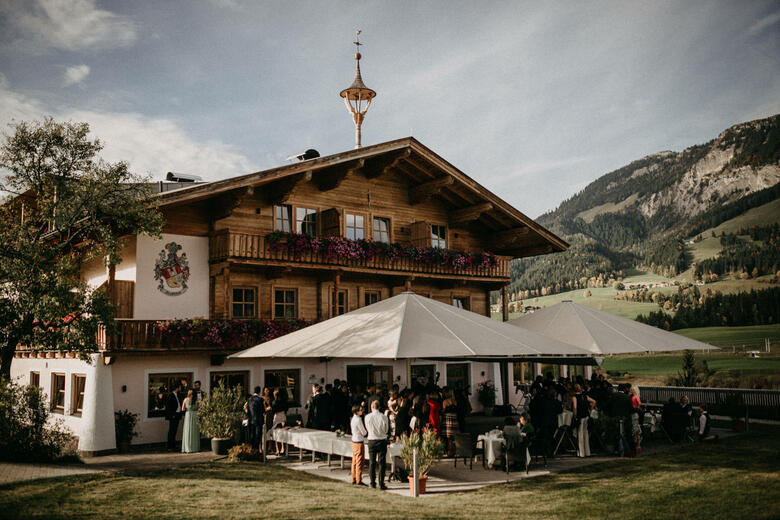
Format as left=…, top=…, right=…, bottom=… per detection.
left=509, top=300, right=715, bottom=355
left=230, top=292, right=593, bottom=362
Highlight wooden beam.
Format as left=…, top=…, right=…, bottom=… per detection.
left=449, top=202, right=493, bottom=227
left=315, top=159, right=363, bottom=191
left=363, top=149, right=411, bottom=179
left=208, top=187, right=253, bottom=222
left=410, top=176, right=454, bottom=204
left=488, top=227, right=532, bottom=249
left=502, top=285, right=509, bottom=322
left=263, top=173, right=305, bottom=205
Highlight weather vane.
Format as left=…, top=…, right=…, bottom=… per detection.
left=340, top=29, right=376, bottom=149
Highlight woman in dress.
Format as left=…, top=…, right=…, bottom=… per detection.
left=441, top=389, right=458, bottom=455
left=181, top=389, right=200, bottom=453
left=629, top=386, right=642, bottom=455
left=271, top=388, right=288, bottom=456
left=426, top=392, right=442, bottom=438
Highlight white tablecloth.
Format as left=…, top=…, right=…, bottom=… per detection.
left=271, top=427, right=401, bottom=459
left=477, top=431, right=504, bottom=467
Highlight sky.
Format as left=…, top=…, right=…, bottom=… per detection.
left=0, top=0, right=779, bottom=218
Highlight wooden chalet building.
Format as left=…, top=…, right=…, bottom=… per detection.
left=11, top=137, right=570, bottom=454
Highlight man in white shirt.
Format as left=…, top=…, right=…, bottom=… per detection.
left=350, top=405, right=368, bottom=486
left=365, top=400, right=389, bottom=489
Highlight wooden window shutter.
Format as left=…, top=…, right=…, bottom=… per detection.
left=320, top=208, right=342, bottom=237
left=410, top=221, right=431, bottom=247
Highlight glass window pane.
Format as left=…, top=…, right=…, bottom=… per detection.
left=233, top=288, right=243, bottom=302
left=285, top=290, right=295, bottom=303
left=275, top=304, right=284, bottom=317
left=233, top=304, right=243, bottom=317
left=355, top=215, right=363, bottom=227
left=244, top=304, right=254, bottom=317
left=346, top=214, right=354, bottom=226
left=275, top=291, right=285, bottom=303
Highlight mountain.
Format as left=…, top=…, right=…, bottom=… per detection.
left=509, top=114, right=780, bottom=299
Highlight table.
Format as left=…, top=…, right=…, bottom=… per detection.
left=477, top=430, right=504, bottom=468
left=271, top=428, right=401, bottom=471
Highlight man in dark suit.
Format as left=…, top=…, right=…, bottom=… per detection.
left=244, top=386, right=264, bottom=451
left=165, top=383, right=183, bottom=451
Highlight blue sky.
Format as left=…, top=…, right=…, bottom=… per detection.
left=1, top=0, right=779, bottom=217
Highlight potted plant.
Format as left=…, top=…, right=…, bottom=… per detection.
left=114, top=409, right=138, bottom=453
left=197, top=382, right=244, bottom=455
left=399, top=427, right=445, bottom=494
left=476, top=380, right=497, bottom=416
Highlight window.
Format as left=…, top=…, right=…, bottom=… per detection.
left=265, top=369, right=301, bottom=406
left=452, top=297, right=469, bottom=310
left=446, top=363, right=471, bottom=391
left=232, top=287, right=256, bottom=318
left=345, top=213, right=364, bottom=240
left=364, top=290, right=380, bottom=307
left=274, top=289, right=297, bottom=319
left=51, top=373, right=65, bottom=413
left=540, top=364, right=560, bottom=381
left=72, top=375, right=86, bottom=416
left=295, top=207, right=318, bottom=236
left=274, top=205, right=292, bottom=232
left=147, top=372, right=193, bottom=418
left=431, top=224, right=446, bottom=248
left=336, top=290, right=348, bottom=315
left=30, top=372, right=40, bottom=388
left=410, top=365, right=436, bottom=388
left=373, top=217, right=390, bottom=243
left=210, top=371, right=249, bottom=393
left=513, top=362, right=532, bottom=384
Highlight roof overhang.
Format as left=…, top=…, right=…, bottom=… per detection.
left=156, top=137, right=568, bottom=258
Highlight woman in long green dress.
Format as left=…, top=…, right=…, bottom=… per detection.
left=181, top=389, right=200, bottom=453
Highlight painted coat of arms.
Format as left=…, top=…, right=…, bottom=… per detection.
left=154, top=242, right=190, bottom=296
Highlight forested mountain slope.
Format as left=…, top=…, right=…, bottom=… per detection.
left=509, top=114, right=780, bottom=299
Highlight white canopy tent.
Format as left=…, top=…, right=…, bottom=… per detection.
left=509, top=300, right=716, bottom=355
left=230, top=292, right=593, bottom=363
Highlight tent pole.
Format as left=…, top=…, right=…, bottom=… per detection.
left=406, top=358, right=411, bottom=389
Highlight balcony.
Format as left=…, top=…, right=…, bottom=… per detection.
left=209, top=230, right=511, bottom=280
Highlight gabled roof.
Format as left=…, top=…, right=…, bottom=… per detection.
left=156, top=137, right=568, bottom=258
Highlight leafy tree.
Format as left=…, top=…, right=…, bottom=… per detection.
left=0, top=118, right=163, bottom=378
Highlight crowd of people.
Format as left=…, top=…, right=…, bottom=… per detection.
left=163, top=379, right=204, bottom=453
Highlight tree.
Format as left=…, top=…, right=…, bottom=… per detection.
left=0, top=118, right=163, bottom=378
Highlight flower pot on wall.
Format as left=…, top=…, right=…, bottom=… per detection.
left=211, top=438, right=233, bottom=455
left=408, top=475, right=428, bottom=494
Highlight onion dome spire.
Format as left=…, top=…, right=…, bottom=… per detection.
left=339, top=30, right=376, bottom=148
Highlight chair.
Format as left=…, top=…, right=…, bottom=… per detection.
left=453, top=432, right=475, bottom=470
left=502, top=432, right=527, bottom=476
left=526, top=433, right=547, bottom=473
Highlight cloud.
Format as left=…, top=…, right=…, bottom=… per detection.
left=63, top=64, right=90, bottom=86
left=745, top=10, right=780, bottom=37
left=0, top=77, right=253, bottom=181
left=1, top=0, right=137, bottom=53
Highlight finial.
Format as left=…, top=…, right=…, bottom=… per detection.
left=340, top=30, right=376, bottom=149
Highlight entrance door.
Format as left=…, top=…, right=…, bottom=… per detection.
left=371, top=366, right=393, bottom=390
left=346, top=365, right=371, bottom=390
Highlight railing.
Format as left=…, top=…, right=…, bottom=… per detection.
left=209, top=230, right=511, bottom=279
left=98, top=320, right=265, bottom=352
left=639, top=385, right=780, bottom=421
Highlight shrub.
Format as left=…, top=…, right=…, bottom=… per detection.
left=399, top=427, right=445, bottom=476
left=198, top=382, right=244, bottom=439
left=227, top=443, right=261, bottom=462
left=114, top=409, right=139, bottom=444
left=0, top=378, right=75, bottom=462
left=476, top=380, right=497, bottom=410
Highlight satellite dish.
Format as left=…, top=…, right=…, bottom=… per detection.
left=286, top=149, right=320, bottom=161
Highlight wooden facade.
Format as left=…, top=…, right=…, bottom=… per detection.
left=152, top=138, right=567, bottom=330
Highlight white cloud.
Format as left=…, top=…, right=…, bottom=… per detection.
left=0, top=77, right=253, bottom=181
left=63, top=64, right=90, bottom=86
left=745, top=11, right=780, bottom=37
left=1, top=0, right=137, bottom=53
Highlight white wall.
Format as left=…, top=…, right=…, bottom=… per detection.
left=80, top=237, right=137, bottom=289
left=134, top=233, right=209, bottom=319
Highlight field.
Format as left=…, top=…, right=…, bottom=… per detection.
left=1, top=434, right=778, bottom=520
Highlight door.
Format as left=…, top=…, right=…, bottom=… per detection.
left=371, top=366, right=393, bottom=390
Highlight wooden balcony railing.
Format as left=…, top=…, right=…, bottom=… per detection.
left=209, top=230, right=511, bottom=279
left=98, top=320, right=266, bottom=352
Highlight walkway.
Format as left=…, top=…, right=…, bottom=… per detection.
left=0, top=450, right=220, bottom=485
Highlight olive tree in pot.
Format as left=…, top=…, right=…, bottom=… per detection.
left=400, top=427, right=445, bottom=494
left=197, top=382, right=244, bottom=455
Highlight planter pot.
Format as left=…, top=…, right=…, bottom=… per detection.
left=118, top=441, right=131, bottom=453
left=731, top=419, right=745, bottom=432
left=211, top=438, right=233, bottom=455
left=408, top=475, right=428, bottom=495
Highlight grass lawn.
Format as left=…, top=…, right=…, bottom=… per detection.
left=676, top=324, right=780, bottom=349
left=602, top=352, right=780, bottom=378
left=1, top=435, right=779, bottom=520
